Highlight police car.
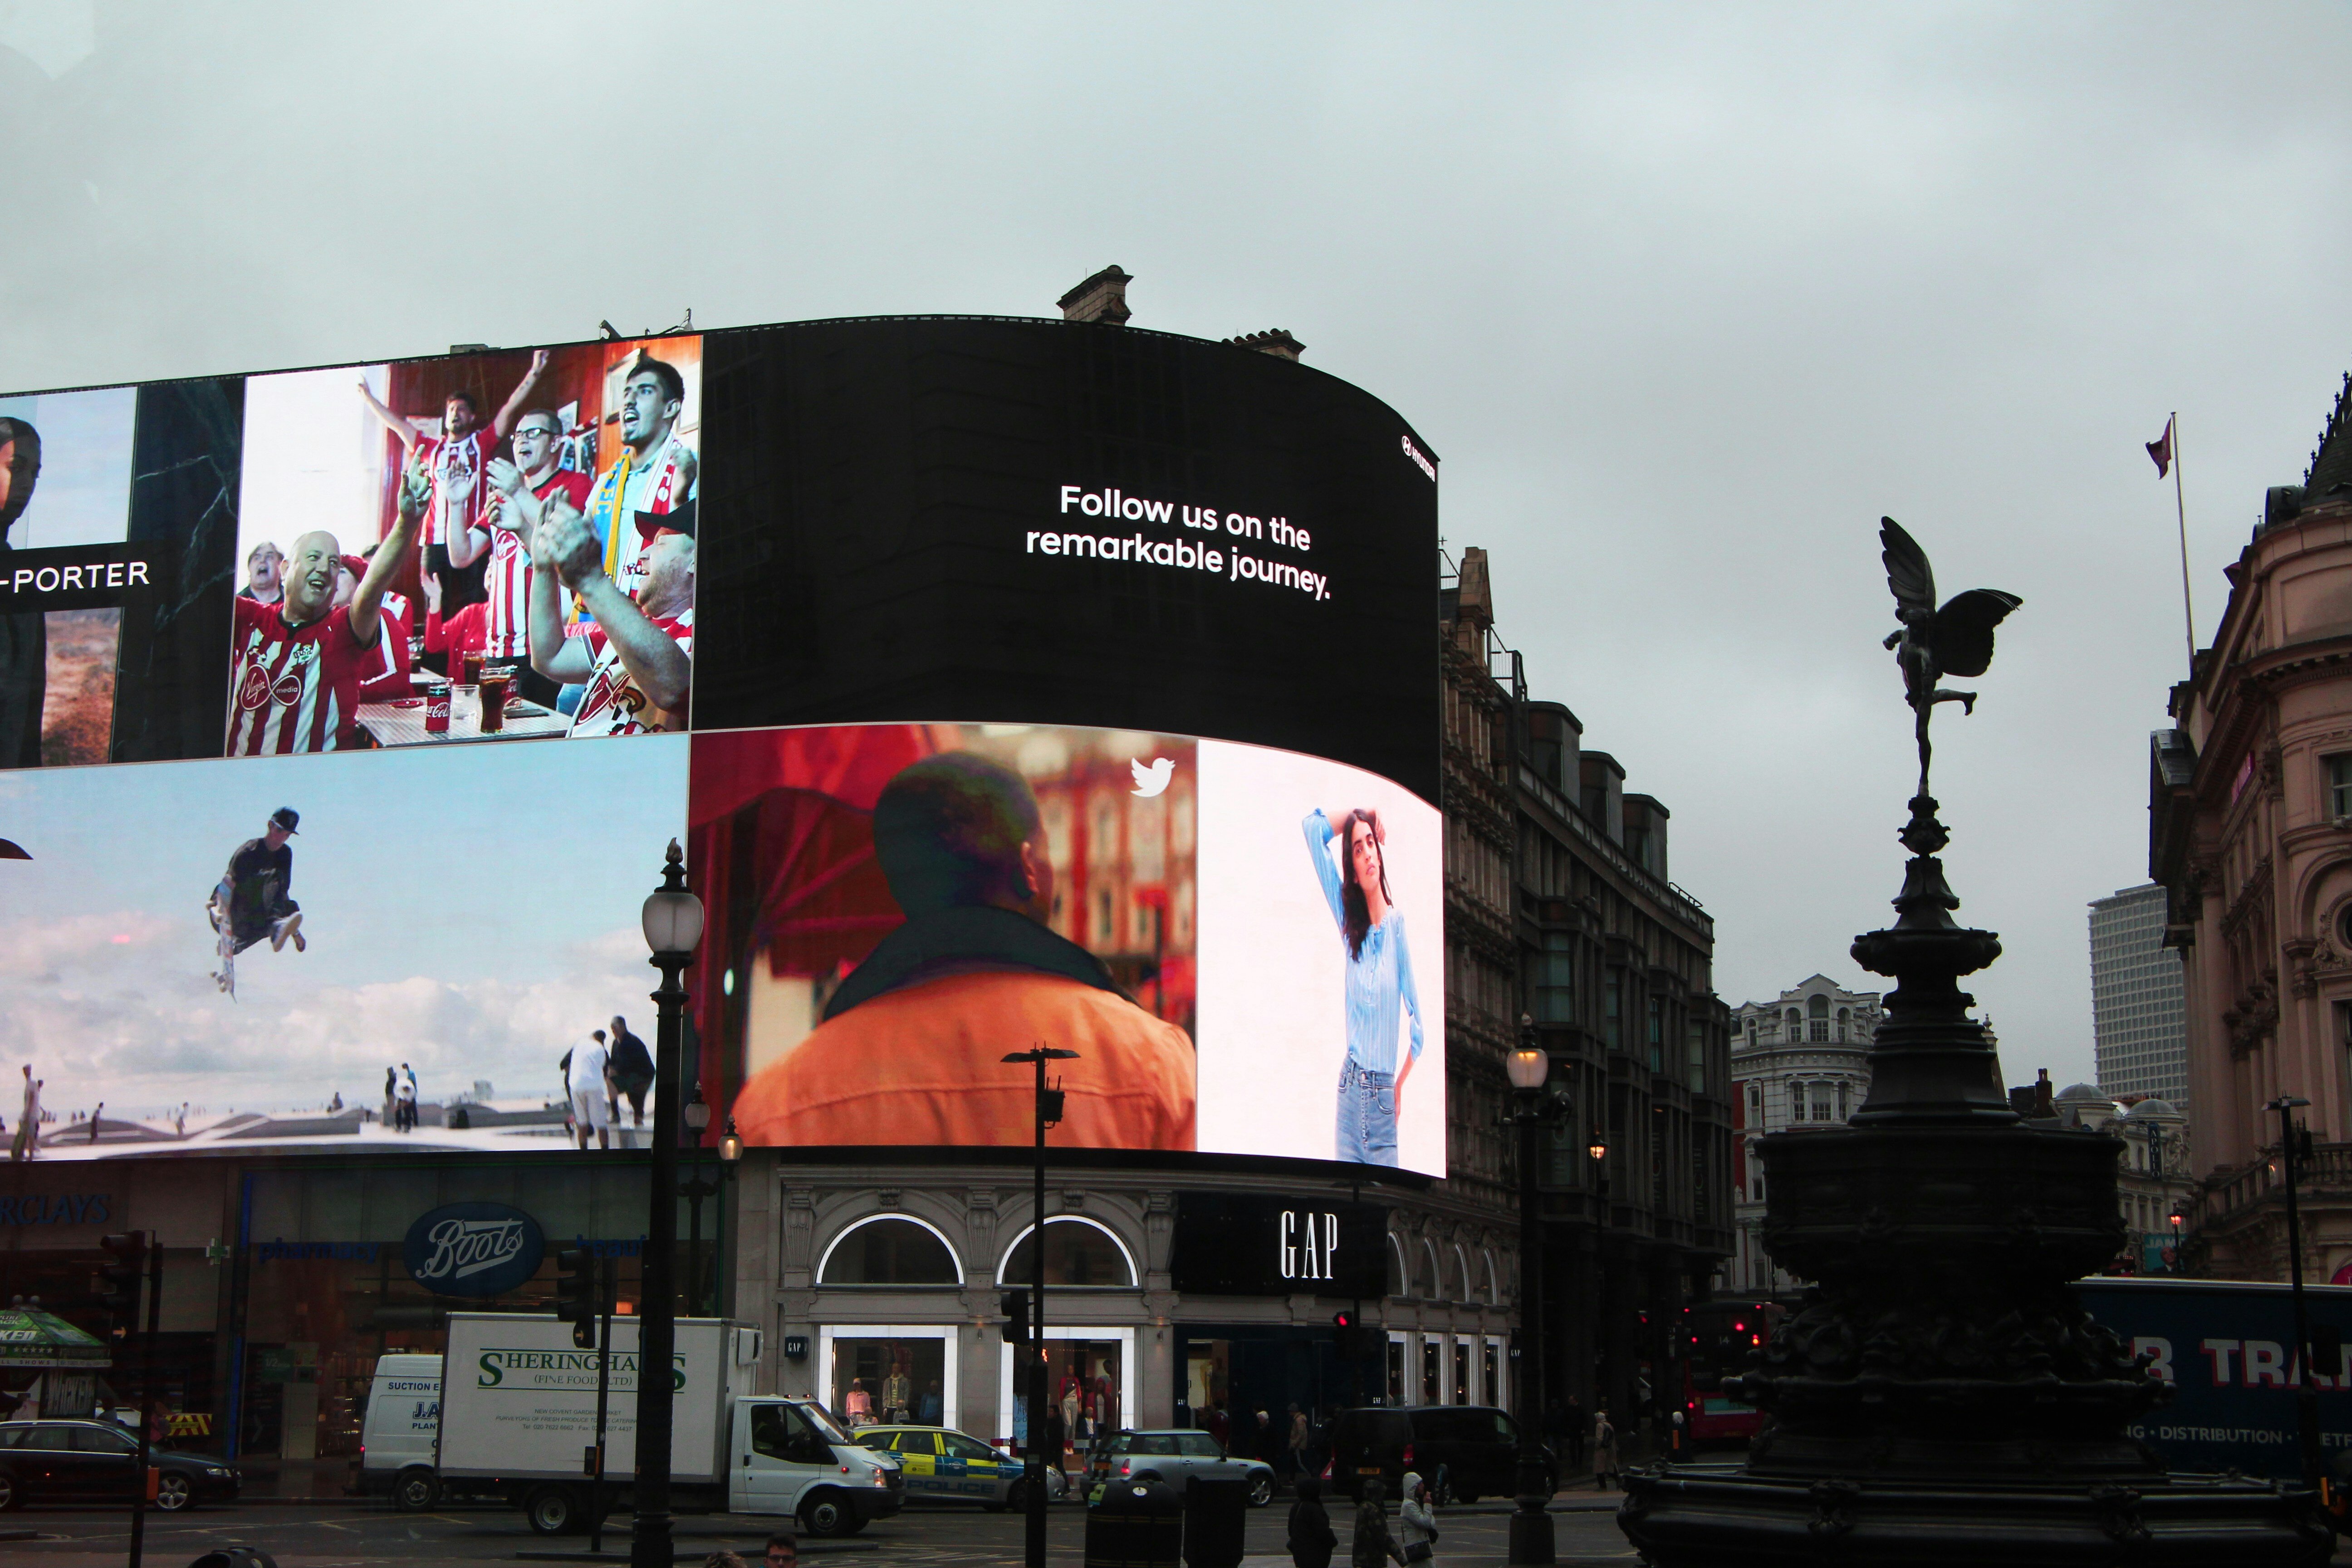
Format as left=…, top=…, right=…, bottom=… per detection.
left=850, top=1425, right=1068, bottom=1510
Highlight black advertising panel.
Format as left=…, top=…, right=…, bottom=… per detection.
left=694, top=318, right=1440, bottom=804
left=1169, top=1194, right=1389, bottom=1298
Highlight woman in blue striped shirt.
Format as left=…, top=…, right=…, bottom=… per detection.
left=1304, top=808, right=1426, bottom=1165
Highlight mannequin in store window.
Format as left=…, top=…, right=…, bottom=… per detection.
left=883, top=1362, right=911, bottom=1425
left=843, top=1378, right=872, bottom=1426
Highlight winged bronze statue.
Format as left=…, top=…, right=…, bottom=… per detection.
left=1880, top=518, right=2021, bottom=798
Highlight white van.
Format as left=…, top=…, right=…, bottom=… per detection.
left=358, top=1353, right=445, bottom=1510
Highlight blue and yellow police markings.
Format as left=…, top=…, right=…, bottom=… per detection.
left=861, top=1428, right=1014, bottom=1503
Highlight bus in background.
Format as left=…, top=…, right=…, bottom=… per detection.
left=1679, top=1299, right=1784, bottom=1447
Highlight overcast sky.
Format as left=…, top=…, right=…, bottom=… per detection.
left=6, top=4, right=2351, bottom=1102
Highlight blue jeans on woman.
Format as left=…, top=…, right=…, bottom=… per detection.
left=1336, top=1061, right=1398, bottom=1165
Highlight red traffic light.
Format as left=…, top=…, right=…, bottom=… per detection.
left=1333, top=1311, right=1355, bottom=1330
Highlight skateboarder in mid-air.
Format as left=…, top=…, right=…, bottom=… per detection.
left=208, top=807, right=306, bottom=996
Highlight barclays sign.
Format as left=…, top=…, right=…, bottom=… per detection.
left=403, top=1202, right=545, bottom=1298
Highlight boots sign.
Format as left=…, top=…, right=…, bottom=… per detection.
left=403, top=1201, right=546, bottom=1298
left=1170, top=1194, right=1387, bottom=1297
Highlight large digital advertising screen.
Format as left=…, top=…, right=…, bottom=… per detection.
left=0, top=317, right=1441, bottom=1173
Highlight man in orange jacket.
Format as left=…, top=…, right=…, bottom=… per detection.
left=730, top=752, right=1196, bottom=1151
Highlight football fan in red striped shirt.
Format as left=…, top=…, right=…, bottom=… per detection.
left=358, top=350, right=549, bottom=609
left=524, top=492, right=692, bottom=738
left=480, top=423, right=589, bottom=705
left=223, top=465, right=424, bottom=755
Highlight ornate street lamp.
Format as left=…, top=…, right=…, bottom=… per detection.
left=632, top=840, right=704, bottom=1568
left=1505, top=1016, right=1557, bottom=1566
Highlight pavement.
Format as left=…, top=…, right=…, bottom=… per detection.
left=0, top=1490, right=1652, bottom=1568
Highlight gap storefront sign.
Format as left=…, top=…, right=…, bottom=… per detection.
left=1168, top=1194, right=1388, bottom=1297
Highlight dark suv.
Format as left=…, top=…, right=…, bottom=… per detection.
left=1324, top=1406, right=1553, bottom=1503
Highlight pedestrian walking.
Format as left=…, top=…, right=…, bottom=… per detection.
left=88, top=1102, right=102, bottom=1143
left=1287, top=1476, right=1337, bottom=1568
left=1398, top=1472, right=1439, bottom=1565
left=1592, top=1409, right=1620, bottom=1490
left=1351, top=1478, right=1403, bottom=1568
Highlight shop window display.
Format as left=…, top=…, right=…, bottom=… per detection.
left=830, top=1337, right=944, bottom=1428
left=1010, top=1340, right=1120, bottom=1456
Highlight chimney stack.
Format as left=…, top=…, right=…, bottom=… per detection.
left=1227, top=329, right=1305, bottom=362
left=1058, top=266, right=1133, bottom=325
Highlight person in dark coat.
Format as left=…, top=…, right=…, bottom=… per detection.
left=1352, top=1478, right=1403, bottom=1568
left=1288, top=1476, right=1338, bottom=1568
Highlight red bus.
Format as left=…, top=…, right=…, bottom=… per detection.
left=1678, top=1299, right=1783, bottom=1446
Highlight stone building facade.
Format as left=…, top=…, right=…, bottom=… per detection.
left=1724, top=977, right=1882, bottom=1296
left=2152, top=371, right=2352, bottom=1281
left=1442, top=547, right=1733, bottom=1426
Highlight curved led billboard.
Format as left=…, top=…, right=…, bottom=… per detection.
left=0, top=316, right=1441, bottom=1173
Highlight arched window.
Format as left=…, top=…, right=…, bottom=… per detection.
left=1452, top=1245, right=1472, bottom=1303
left=999, top=1217, right=1137, bottom=1288
left=1836, top=1007, right=1850, bottom=1043
left=1784, top=1009, right=1801, bottom=1038
left=817, top=1216, right=963, bottom=1286
left=1388, top=1235, right=1409, bottom=1298
left=1416, top=1240, right=1442, bottom=1300
left=1482, top=1250, right=1500, bottom=1305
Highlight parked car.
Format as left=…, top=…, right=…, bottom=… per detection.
left=0, top=1420, right=240, bottom=1512
left=850, top=1425, right=1066, bottom=1510
left=1088, top=1429, right=1276, bottom=1506
left=1323, top=1406, right=1553, bottom=1503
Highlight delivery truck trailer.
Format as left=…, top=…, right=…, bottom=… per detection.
left=428, top=1313, right=902, bottom=1535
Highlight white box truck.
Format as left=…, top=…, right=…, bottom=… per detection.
left=427, top=1313, right=902, bottom=1536
left=358, top=1352, right=445, bottom=1510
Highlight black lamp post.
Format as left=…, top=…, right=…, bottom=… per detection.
left=1587, top=1132, right=1608, bottom=1423
left=1506, top=1015, right=1556, bottom=1567
left=679, top=1089, right=737, bottom=1319
left=632, top=840, right=704, bottom=1568
left=2269, top=1093, right=2322, bottom=1491
left=1003, top=1044, right=1077, bottom=1568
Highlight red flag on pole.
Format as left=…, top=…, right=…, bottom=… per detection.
left=2147, top=416, right=2174, bottom=478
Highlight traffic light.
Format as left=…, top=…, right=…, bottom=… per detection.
left=556, top=1249, right=598, bottom=1349
left=1000, top=1288, right=1031, bottom=1344
left=96, top=1232, right=146, bottom=1314
left=1333, top=1310, right=1378, bottom=1363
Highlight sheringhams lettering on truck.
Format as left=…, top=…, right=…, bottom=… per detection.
left=477, top=1348, right=686, bottom=1390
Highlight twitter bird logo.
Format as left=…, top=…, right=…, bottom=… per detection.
left=1130, top=757, right=1174, bottom=798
